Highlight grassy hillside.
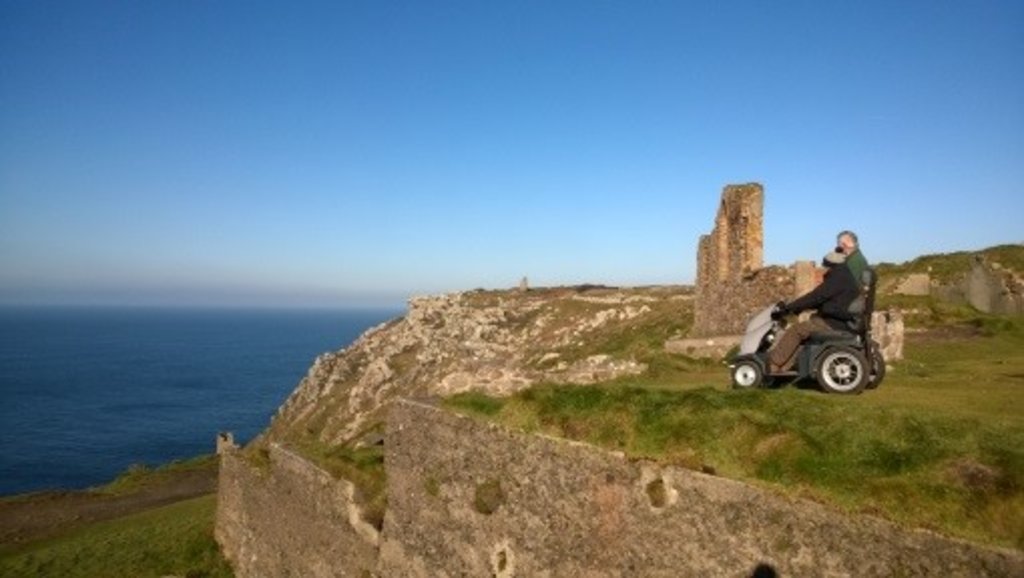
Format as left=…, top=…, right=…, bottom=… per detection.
left=875, top=243, right=1023, bottom=285
left=0, top=456, right=230, bottom=577
left=0, top=495, right=231, bottom=578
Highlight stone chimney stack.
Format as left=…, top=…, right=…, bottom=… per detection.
left=696, top=183, right=763, bottom=289
left=693, top=183, right=793, bottom=336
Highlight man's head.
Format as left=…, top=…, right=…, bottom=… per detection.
left=837, top=230, right=859, bottom=254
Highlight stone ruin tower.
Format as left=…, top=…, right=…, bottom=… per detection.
left=692, top=183, right=808, bottom=337
left=696, top=183, right=764, bottom=287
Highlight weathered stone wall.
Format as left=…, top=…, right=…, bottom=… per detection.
left=218, top=400, right=1019, bottom=576
left=215, top=444, right=379, bottom=578
left=694, top=264, right=797, bottom=337
left=966, top=258, right=1024, bottom=316
left=872, top=309, right=905, bottom=361
left=379, top=399, right=1020, bottom=577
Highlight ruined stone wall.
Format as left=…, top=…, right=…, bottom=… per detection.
left=872, top=309, right=905, bottom=361
left=215, top=444, right=379, bottom=578
left=966, top=258, right=1024, bottom=316
left=694, top=264, right=797, bottom=337
left=217, top=400, right=1019, bottom=576
left=378, top=400, right=1019, bottom=577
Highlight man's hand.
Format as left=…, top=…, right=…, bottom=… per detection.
left=771, top=301, right=789, bottom=320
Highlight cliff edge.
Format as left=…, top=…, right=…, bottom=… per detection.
left=262, top=285, right=693, bottom=448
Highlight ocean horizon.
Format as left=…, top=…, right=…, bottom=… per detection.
left=0, top=305, right=403, bottom=496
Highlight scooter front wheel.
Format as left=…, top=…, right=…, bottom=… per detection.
left=731, top=360, right=764, bottom=389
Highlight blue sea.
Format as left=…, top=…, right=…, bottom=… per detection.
left=0, top=306, right=401, bottom=496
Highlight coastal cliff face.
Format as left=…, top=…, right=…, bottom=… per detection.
left=264, top=286, right=692, bottom=446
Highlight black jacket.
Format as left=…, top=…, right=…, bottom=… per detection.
left=787, top=264, right=861, bottom=330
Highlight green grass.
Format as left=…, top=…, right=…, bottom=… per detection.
left=446, top=391, right=504, bottom=416
left=0, top=454, right=219, bottom=511
left=547, top=293, right=693, bottom=368
left=445, top=317, right=1024, bottom=549
left=523, top=288, right=722, bottom=388
left=0, top=495, right=232, bottom=578
left=97, top=454, right=218, bottom=496
left=874, top=293, right=1003, bottom=329
left=297, top=439, right=387, bottom=530
left=863, top=318, right=1024, bottom=421
left=983, top=244, right=1024, bottom=272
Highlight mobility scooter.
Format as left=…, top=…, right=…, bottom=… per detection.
left=729, top=269, right=885, bottom=394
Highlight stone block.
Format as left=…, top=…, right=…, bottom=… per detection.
left=894, top=273, right=931, bottom=296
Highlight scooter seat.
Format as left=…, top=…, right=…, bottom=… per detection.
left=807, top=331, right=857, bottom=344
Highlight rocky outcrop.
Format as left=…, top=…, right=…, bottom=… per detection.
left=266, top=288, right=686, bottom=446
left=964, top=257, right=1024, bottom=315
left=884, top=246, right=1024, bottom=316
left=872, top=309, right=905, bottom=361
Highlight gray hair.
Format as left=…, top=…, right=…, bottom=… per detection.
left=837, top=230, right=859, bottom=245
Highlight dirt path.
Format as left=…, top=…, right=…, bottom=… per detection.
left=0, top=460, right=217, bottom=548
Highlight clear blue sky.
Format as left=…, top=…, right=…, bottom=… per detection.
left=2, top=1, right=1022, bottom=307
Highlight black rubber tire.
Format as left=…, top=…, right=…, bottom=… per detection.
left=815, top=346, right=868, bottom=394
left=866, top=346, right=886, bottom=390
left=731, top=360, right=764, bottom=389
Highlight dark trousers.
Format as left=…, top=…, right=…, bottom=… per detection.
left=768, top=315, right=832, bottom=370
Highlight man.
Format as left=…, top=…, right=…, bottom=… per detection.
left=768, top=251, right=860, bottom=373
left=837, top=230, right=869, bottom=283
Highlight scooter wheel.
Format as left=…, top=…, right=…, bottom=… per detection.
left=815, top=346, right=868, bottom=394
left=731, top=361, right=764, bottom=389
